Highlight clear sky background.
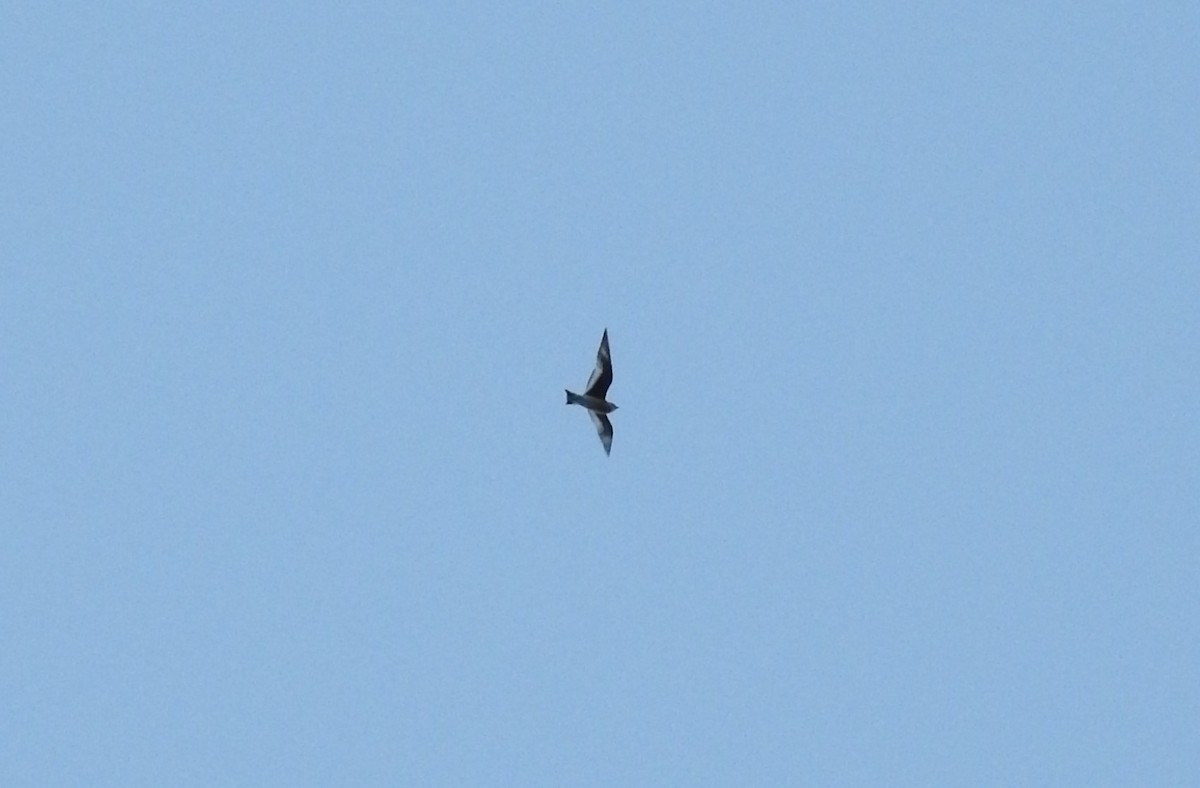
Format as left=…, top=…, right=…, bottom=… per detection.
left=2, top=4, right=1197, bottom=785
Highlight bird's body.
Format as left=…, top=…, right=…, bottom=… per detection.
left=564, top=391, right=617, bottom=413
left=566, top=329, right=617, bottom=454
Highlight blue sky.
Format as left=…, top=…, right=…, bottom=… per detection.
left=2, top=3, right=1197, bottom=785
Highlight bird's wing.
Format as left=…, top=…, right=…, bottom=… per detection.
left=588, top=410, right=613, bottom=455
left=583, top=329, right=613, bottom=399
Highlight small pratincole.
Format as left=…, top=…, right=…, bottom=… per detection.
left=565, top=328, right=617, bottom=455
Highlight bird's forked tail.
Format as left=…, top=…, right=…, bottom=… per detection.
left=565, top=389, right=579, bottom=405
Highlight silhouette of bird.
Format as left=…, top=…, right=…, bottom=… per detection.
left=565, top=329, right=617, bottom=455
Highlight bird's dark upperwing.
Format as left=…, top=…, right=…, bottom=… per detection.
left=588, top=410, right=613, bottom=455
left=583, top=329, right=613, bottom=399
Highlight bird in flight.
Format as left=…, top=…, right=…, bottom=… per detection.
left=566, top=328, right=617, bottom=455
